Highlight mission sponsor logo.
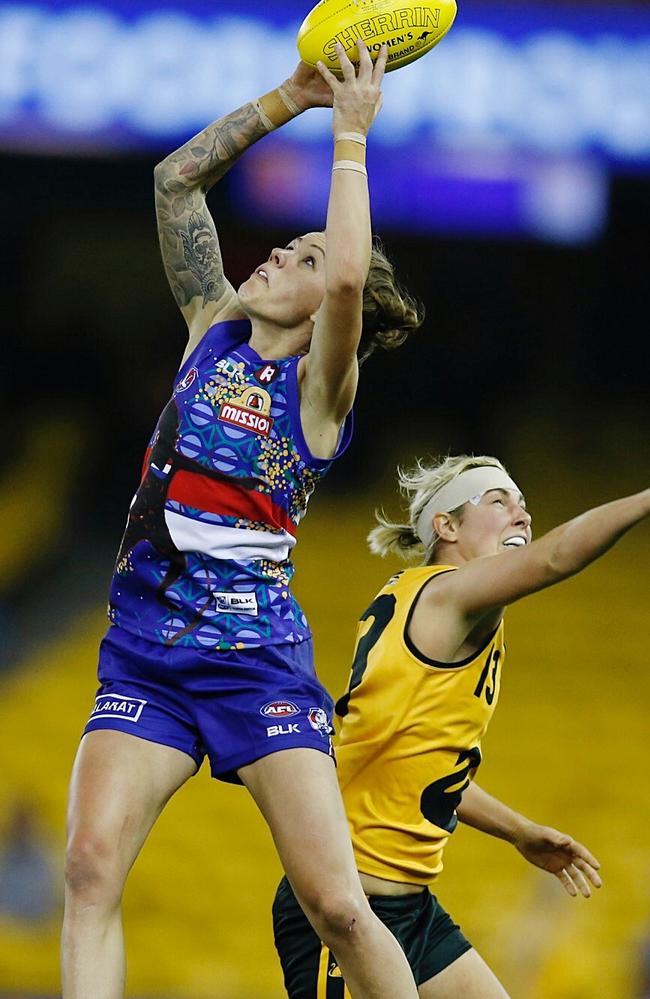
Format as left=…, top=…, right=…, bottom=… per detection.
left=218, top=386, right=274, bottom=437
left=218, top=402, right=273, bottom=436
left=89, top=693, right=147, bottom=723
left=260, top=700, right=300, bottom=718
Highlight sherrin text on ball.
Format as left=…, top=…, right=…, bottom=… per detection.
left=297, top=0, right=458, bottom=75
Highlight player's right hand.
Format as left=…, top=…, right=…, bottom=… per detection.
left=283, top=61, right=335, bottom=111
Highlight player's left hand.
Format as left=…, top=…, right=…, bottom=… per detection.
left=317, top=40, right=387, bottom=137
left=514, top=822, right=602, bottom=898
left=283, top=61, right=334, bottom=111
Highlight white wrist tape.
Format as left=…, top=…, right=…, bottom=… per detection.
left=254, top=98, right=277, bottom=132
left=277, top=86, right=302, bottom=117
left=335, top=132, right=367, bottom=146
left=332, top=160, right=368, bottom=175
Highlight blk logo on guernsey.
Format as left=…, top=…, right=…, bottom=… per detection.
left=215, top=592, right=258, bottom=616
left=90, top=693, right=147, bottom=723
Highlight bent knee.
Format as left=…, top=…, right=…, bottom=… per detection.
left=64, top=831, right=124, bottom=902
left=300, top=886, right=370, bottom=944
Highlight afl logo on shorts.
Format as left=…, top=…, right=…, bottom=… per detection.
left=260, top=700, right=300, bottom=718
left=175, top=366, right=198, bottom=393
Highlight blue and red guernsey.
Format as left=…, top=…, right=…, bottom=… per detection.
left=108, top=320, right=352, bottom=651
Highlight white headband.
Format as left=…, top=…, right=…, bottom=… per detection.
left=415, top=467, right=521, bottom=549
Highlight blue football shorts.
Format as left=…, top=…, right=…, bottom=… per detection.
left=82, top=625, right=335, bottom=784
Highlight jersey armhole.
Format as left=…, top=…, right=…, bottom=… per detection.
left=286, top=357, right=354, bottom=469
left=403, top=571, right=499, bottom=670
left=176, top=319, right=252, bottom=382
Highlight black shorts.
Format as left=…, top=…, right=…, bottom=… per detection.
left=272, top=875, right=472, bottom=997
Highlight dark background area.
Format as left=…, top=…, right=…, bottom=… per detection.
left=2, top=152, right=648, bottom=527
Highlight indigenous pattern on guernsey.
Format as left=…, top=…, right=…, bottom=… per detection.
left=108, top=320, right=352, bottom=651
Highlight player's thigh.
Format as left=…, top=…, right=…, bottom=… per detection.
left=66, top=729, right=197, bottom=876
left=418, top=948, right=510, bottom=999
left=239, top=748, right=360, bottom=894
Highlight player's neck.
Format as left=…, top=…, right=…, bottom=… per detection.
left=248, top=319, right=311, bottom=360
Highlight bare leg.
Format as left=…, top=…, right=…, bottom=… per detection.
left=240, top=749, right=418, bottom=999
left=61, top=731, right=197, bottom=999
left=418, top=949, right=511, bottom=999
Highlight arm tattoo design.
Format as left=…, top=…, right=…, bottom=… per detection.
left=155, top=103, right=269, bottom=310
left=180, top=211, right=223, bottom=306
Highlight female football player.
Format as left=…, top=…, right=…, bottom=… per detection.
left=274, top=453, right=649, bottom=997
left=61, top=43, right=424, bottom=999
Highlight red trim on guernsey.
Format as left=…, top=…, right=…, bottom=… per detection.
left=141, top=447, right=153, bottom=481
left=167, top=471, right=297, bottom=536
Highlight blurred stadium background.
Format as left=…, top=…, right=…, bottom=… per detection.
left=1, top=0, right=650, bottom=996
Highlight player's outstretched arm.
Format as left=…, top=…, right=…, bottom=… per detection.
left=301, top=41, right=387, bottom=440
left=154, top=63, right=333, bottom=361
left=443, top=488, right=650, bottom=619
left=457, top=783, right=602, bottom=898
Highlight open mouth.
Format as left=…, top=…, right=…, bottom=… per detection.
left=502, top=536, right=527, bottom=549
left=255, top=268, right=269, bottom=284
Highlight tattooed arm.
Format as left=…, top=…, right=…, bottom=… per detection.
left=154, top=103, right=267, bottom=364
left=154, top=64, right=334, bottom=366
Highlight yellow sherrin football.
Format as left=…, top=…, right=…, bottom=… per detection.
left=297, top=0, right=457, bottom=75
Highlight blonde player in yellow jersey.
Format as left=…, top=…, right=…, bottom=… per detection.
left=273, top=453, right=650, bottom=997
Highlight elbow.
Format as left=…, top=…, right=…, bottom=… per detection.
left=546, top=545, right=580, bottom=583
left=545, top=545, right=566, bottom=581
left=153, top=159, right=172, bottom=189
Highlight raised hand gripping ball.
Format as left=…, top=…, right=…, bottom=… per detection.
left=297, top=0, right=457, bottom=75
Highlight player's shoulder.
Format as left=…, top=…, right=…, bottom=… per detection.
left=384, top=564, right=456, bottom=595
left=406, top=564, right=459, bottom=609
left=180, top=315, right=252, bottom=371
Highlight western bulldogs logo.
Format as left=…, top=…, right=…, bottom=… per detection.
left=175, top=366, right=198, bottom=393
left=307, top=707, right=331, bottom=737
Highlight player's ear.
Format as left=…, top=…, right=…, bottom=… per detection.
left=433, top=512, right=457, bottom=543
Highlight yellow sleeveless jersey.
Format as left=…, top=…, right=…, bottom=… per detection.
left=335, top=565, right=505, bottom=887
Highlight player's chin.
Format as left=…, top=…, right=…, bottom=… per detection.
left=236, top=287, right=263, bottom=321
left=237, top=277, right=257, bottom=299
